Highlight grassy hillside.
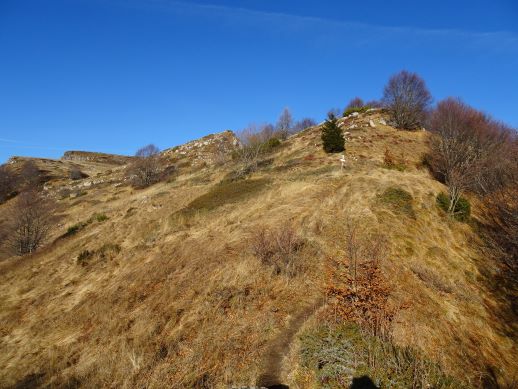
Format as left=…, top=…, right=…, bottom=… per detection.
left=0, top=112, right=516, bottom=388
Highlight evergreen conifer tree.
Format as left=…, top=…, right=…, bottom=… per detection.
left=321, top=113, right=345, bottom=153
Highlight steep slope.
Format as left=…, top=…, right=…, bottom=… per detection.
left=0, top=113, right=516, bottom=388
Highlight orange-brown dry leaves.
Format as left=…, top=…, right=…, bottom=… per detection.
left=324, top=256, right=400, bottom=338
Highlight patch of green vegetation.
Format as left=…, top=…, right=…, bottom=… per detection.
left=180, top=178, right=271, bottom=215
left=384, top=162, right=407, bottom=172
left=89, top=213, right=109, bottom=223
left=378, top=187, right=415, bottom=218
left=300, top=323, right=463, bottom=388
left=64, top=222, right=87, bottom=237
left=343, top=105, right=371, bottom=117
left=263, top=137, right=281, bottom=151
left=436, top=192, right=471, bottom=222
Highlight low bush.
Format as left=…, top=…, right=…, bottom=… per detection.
left=300, top=323, right=462, bottom=388
left=69, top=168, right=88, bottom=180
left=343, top=105, right=371, bottom=117
left=65, top=223, right=85, bottom=237
left=89, top=213, right=109, bottom=223
left=436, top=192, right=471, bottom=222
left=251, top=222, right=305, bottom=277
left=378, top=187, right=415, bottom=218
left=263, top=137, right=281, bottom=151
left=77, top=244, right=121, bottom=266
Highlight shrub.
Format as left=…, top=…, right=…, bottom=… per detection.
left=263, top=137, right=281, bottom=151
left=300, top=324, right=462, bottom=388
left=378, top=187, right=415, bottom=218
left=426, top=98, right=514, bottom=217
left=77, top=244, right=121, bottom=266
left=251, top=222, right=305, bottom=277
left=127, top=144, right=162, bottom=188
left=234, top=124, right=279, bottom=178
left=436, top=192, right=470, bottom=221
left=97, top=243, right=121, bottom=260
left=65, top=223, right=85, bottom=237
left=343, top=105, right=371, bottom=117
left=321, top=113, right=345, bottom=153
left=382, top=70, right=432, bottom=130
left=69, top=168, right=87, bottom=180
left=77, top=250, right=94, bottom=266
left=90, top=213, right=109, bottom=223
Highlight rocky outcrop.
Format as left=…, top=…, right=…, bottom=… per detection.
left=162, top=130, right=240, bottom=165
left=61, top=151, right=134, bottom=165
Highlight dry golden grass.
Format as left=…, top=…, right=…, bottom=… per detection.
left=0, top=115, right=516, bottom=388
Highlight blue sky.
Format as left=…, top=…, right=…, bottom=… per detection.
left=1, top=0, right=517, bottom=162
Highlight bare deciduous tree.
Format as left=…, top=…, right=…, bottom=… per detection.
left=382, top=70, right=432, bottom=130
left=4, top=191, right=55, bottom=256
left=345, top=97, right=364, bottom=110
left=135, top=144, right=160, bottom=158
left=127, top=144, right=162, bottom=188
left=427, top=98, right=513, bottom=213
left=292, top=118, right=317, bottom=133
left=276, top=108, right=293, bottom=140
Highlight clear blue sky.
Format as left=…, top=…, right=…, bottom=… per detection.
left=1, top=0, right=517, bottom=162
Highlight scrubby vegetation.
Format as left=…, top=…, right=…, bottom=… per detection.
left=378, top=187, right=415, bottom=218
left=251, top=222, right=305, bottom=277
left=436, top=192, right=471, bottom=221
left=77, top=243, right=121, bottom=266
left=300, top=323, right=462, bottom=388
left=127, top=144, right=162, bottom=188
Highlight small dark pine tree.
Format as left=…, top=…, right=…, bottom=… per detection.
left=321, top=113, right=345, bottom=153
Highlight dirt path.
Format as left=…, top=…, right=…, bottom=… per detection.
left=256, top=297, right=324, bottom=388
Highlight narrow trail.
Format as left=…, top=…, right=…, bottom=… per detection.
left=256, top=297, right=324, bottom=388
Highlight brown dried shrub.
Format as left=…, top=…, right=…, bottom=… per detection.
left=324, top=220, right=398, bottom=338
left=251, top=222, right=305, bottom=277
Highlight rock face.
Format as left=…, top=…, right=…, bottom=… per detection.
left=162, top=130, right=240, bottom=165
left=62, top=151, right=134, bottom=165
